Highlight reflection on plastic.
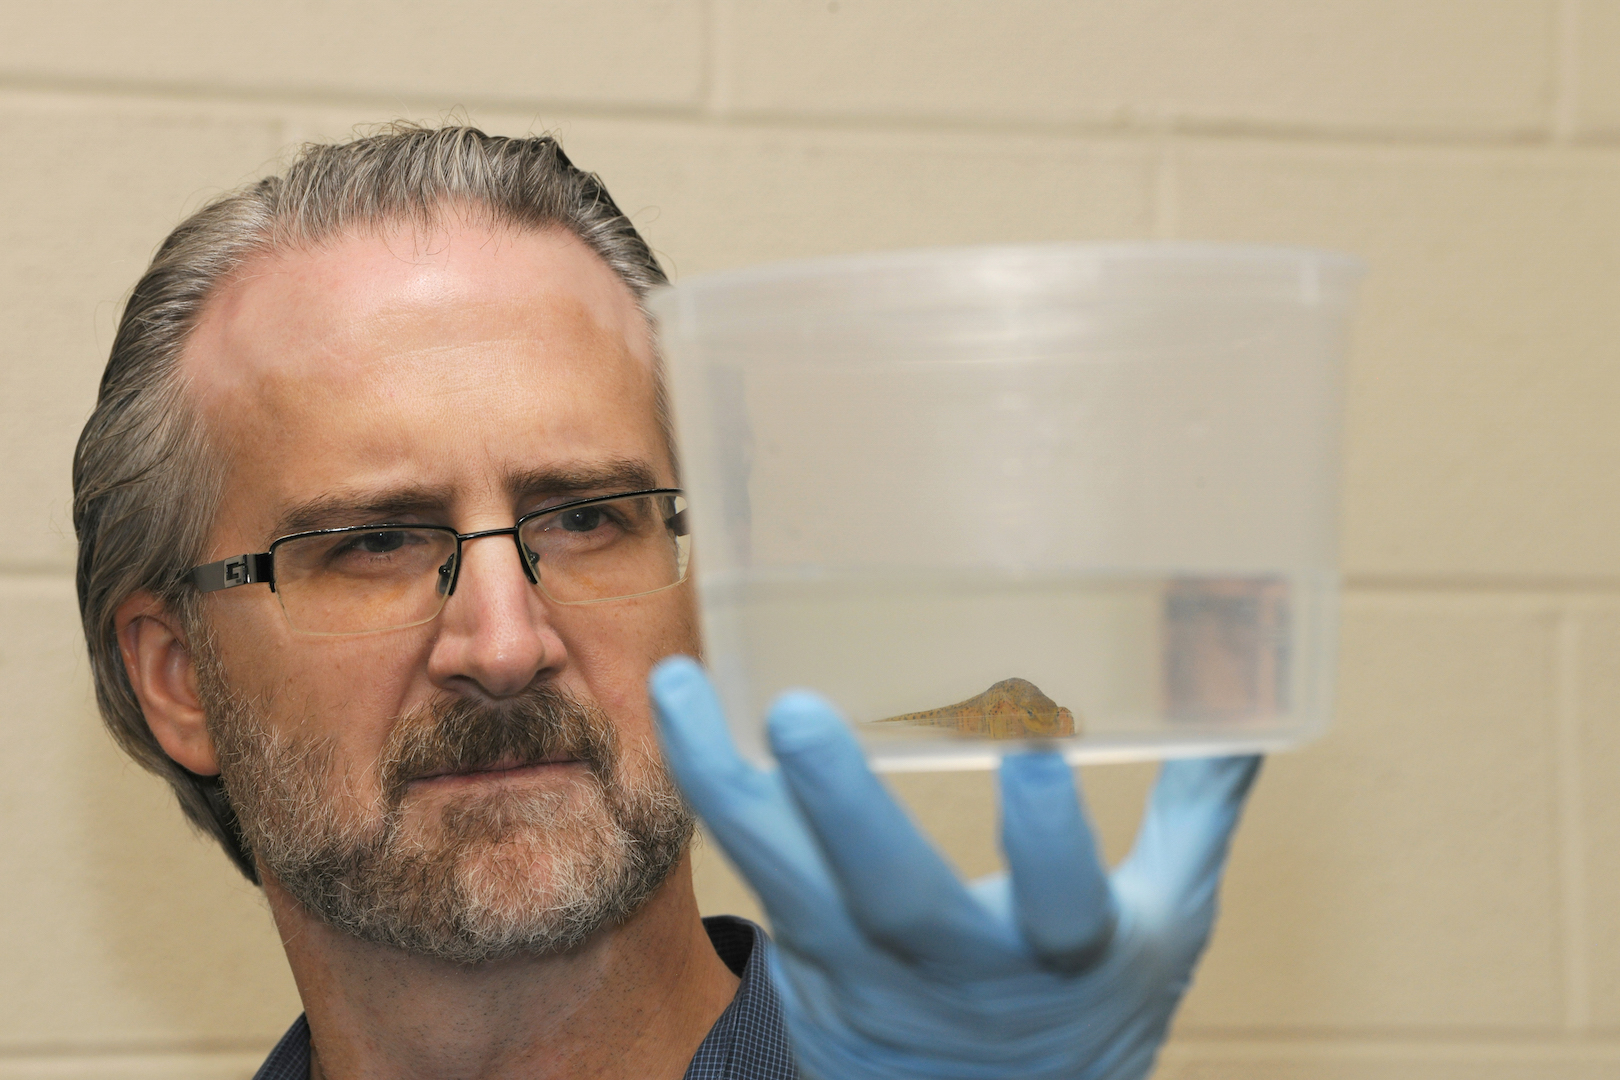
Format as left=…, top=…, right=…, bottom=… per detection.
left=875, top=678, right=1081, bottom=739
left=1162, top=577, right=1290, bottom=722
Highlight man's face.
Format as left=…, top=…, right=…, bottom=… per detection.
left=182, top=218, right=699, bottom=961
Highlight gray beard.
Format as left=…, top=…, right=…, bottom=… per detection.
left=196, top=648, right=694, bottom=964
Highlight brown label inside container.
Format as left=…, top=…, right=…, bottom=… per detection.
left=1162, top=576, right=1290, bottom=722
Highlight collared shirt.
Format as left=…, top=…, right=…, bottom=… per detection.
left=252, top=916, right=797, bottom=1080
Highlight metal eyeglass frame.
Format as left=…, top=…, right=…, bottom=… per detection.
left=188, top=488, right=689, bottom=628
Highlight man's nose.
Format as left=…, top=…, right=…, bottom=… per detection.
left=425, top=532, right=566, bottom=699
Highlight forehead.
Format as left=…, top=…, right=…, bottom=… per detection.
left=182, top=219, right=666, bottom=536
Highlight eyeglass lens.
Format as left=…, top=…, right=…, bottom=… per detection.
left=272, top=493, right=690, bottom=635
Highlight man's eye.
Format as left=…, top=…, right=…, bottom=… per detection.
left=355, top=530, right=410, bottom=553
left=335, top=530, right=420, bottom=558
left=560, top=508, right=607, bottom=532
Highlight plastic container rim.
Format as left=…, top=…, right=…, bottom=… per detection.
left=647, top=240, right=1368, bottom=315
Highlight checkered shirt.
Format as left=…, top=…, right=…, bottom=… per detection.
left=251, top=915, right=798, bottom=1080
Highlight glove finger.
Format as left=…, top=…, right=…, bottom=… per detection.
left=967, top=871, right=1012, bottom=922
left=649, top=657, right=843, bottom=935
left=1116, top=755, right=1262, bottom=922
left=1000, top=751, right=1117, bottom=972
left=768, top=690, right=1017, bottom=968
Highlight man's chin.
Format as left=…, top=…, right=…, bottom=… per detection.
left=430, top=793, right=632, bottom=893
left=400, top=769, right=601, bottom=844
left=265, top=782, right=692, bottom=964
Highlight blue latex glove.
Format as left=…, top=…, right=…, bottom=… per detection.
left=649, top=656, right=1261, bottom=1080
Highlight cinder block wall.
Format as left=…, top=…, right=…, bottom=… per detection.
left=2, top=3, right=1616, bottom=1077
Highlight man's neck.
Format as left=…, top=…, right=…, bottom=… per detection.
left=264, top=855, right=741, bottom=1080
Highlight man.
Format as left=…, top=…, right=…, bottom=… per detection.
left=73, top=125, right=1261, bottom=1079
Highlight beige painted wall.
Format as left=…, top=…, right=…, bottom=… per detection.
left=2, top=2, right=1617, bottom=1076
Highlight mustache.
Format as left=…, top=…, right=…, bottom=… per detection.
left=378, top=685, right=620, bottom=805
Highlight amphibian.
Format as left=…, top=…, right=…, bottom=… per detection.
left=876, top=678, right=1078, bottom=738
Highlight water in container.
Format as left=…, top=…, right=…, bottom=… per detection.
left=649, top=243, right=1363, bottom=769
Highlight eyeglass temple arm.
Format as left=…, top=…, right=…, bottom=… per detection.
left=191, top=552, right=275, bottom=593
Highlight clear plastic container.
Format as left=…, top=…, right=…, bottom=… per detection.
left=648, top=243, right=1364, bottom=770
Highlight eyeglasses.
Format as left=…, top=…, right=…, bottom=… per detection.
left=189, top=489, right=690, bottom=636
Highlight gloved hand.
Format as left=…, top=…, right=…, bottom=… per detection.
left=649, top=656, right=1261, bottom=1080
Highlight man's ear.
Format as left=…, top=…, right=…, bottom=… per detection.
left=115, top=591, right=219, bottom=776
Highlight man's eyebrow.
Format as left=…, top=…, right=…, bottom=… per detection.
left=273, top=487, right=454, bottom=536
left=507, top=460, right=663, bottom=503
left=266, top=463, right=662, bottom=540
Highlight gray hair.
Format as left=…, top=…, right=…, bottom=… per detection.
left=72, top=124, right=670, bottom=882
